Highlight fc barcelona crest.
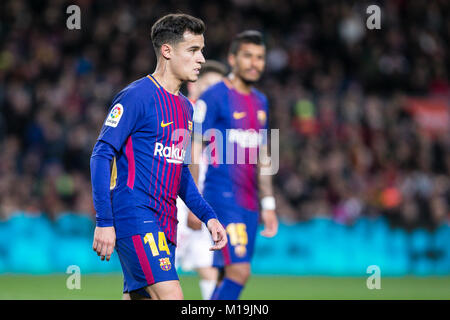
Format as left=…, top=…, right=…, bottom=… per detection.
left=234, top=245, right=247, bottom=258
left=159, top=257, right=172, bottom=271
left=188, top=121, right=193, bottom=132
left=257, top=110, right=266, bottom=126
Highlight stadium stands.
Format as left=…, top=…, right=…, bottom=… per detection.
left=0, top=0, right=448, bottom=275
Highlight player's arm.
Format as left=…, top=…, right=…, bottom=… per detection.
left=91, top=91, right=144, bottom=261
left=90, top=140, right=117, bottom=261
left=186, top=138, right=204, bottom=230
left=258, top=142, right=279, bottom=238
left=178, top=164, right=227, bottom=250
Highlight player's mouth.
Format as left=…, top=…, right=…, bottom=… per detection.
left=194, top=66, right=202, bottom=74
left=246, top=69, right=261, bottom=77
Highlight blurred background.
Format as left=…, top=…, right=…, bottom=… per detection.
left=0, top=0, right=449, bottom=299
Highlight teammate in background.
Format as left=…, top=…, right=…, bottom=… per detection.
left=175, top=60, right=228, bottom=300
left=192, top=30, right=278, bottom=300
left=90, top=13, right=227, bottom=300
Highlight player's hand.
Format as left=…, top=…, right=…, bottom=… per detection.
left=187, top=211, right=202, bottom=230
left=92, top=226, right=116, bottom=261
left=207, top=218, right=227, bottom=251
left=260, top=209, right=278, bottom=238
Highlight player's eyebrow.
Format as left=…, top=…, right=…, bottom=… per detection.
left=242, top=50, right=265, bottom=57
left=187, top=45, right=203, bottom=51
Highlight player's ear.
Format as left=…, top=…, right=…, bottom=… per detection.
left=228, top=53, right=236, bottom=69
left=160, top=43, right=172, bottom=60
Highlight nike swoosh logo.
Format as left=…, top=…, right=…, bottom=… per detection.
left=161, top=121, right=173, bottom=128
left=233, top=112, right=246, bottom=120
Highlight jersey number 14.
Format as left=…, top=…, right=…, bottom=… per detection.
left=143, top=232, right=170, bottom=256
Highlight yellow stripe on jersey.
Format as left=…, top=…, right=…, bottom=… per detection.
left=147, top=75, right=160, bottom=88
left=110, top=157, right=117, bottom=190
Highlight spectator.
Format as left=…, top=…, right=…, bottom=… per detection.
left=0, top=0, right=448, bottom=232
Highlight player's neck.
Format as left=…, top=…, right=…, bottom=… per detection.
left=152, top=64, right=182, bottom=96
left=228, top=73, right=252, bottom=94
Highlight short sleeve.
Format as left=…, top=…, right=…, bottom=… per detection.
left=97, top=90, right=144, bottom=152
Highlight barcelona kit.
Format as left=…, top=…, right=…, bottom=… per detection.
left=193, top=79, right=269, bottom=267
left=91, top=74, right=217, bottom=294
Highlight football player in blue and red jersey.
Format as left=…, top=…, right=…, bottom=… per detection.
left=192, top=30, right=279, bottom=300
left=90, top=13, right=227, bottom=300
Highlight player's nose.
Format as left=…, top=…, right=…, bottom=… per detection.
left=251, top=58, right=261, bottom=69
left=197, top=51, right=206, bottom=64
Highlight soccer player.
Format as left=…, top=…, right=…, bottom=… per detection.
left=90, top=13, right=227, bottom=300
left=175, top=60, right=228, bottom=300
left=192, top=30, right=278, bottom=300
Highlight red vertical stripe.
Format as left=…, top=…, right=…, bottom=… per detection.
left=180, top=96, right=190, bottom=153
left=166, top=93, right=179, bottom=194
left=177, top=96, right=188, bottom=183
left=149, top=91, right=160, bottom=209
left=125, top=136, right=135, bottom=189
left=169, top=96, right=184, bottom=242
left=150, top=75, right=170, bottom=218
left=168, top=94, right=182, bottom=242
left=250, top=94, right=260, bottom=211
left=158, top=88, right=173, bottom=228
left=222, top=243, right=232, bottom=266
left=161, top=91, right=173, bottom=236
left=161, top=90, right=177, bottom=235
left=229, top=90, right=259, bottom=212
left=245, top=94, right=258, bottom=207
left=153, top=89, right=165, bottom=212
left=221, top=222, right=232, bottom=265
left=132, top=235, right=155, bottom=285
left=173, top=95, right=185, bottom=187
left=171, top=95, right=189, bottom=241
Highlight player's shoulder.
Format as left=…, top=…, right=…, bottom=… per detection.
left=206, top=80, right=228, bottom=93
left=199, top=81, right=228, bottom=101
left=113, top=76, right=157, bottom=106
left=251, top=87, right=268, bottom=105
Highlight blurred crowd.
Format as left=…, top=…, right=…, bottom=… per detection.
left=0, top=0, right=449, bottom=230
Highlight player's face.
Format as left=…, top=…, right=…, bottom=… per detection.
left=229, top=43, right=265, bottom=83
left=171, top=31, right=206, bottom=82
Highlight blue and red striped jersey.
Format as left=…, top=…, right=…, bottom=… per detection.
left=96, top=75, right=200, bottom=244
left=193, top=79, right=269, bottom=213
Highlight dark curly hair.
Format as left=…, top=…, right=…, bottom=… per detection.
left=151, top=13, right=206, bottom=57
left=229, top=30, right=265, bottom=55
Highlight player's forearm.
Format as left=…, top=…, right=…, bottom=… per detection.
left=90, top=140, right=116, bottom=227
left=258, top=145, right=276, bottom=210
left=179, top=164, right=217, bottom=224
left=258, top=144, right=274, bottom=198
left=258, top=171, right=274, bottom=198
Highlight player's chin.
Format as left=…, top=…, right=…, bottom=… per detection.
left=186, top=74, right=199, bottom=82
left=242, top=73, right=261, bottom=84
